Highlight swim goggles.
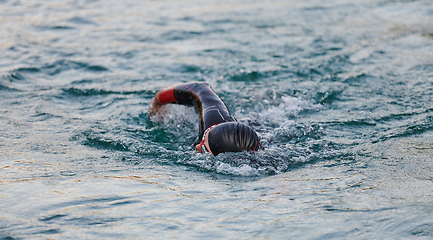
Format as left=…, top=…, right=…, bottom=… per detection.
left=199, top=124, right=218, bottom=154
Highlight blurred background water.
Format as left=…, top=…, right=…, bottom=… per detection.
left=1, top=0, right=433, bottom=239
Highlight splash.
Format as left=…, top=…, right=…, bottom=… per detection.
left=258, top=95, right=321, bottom=126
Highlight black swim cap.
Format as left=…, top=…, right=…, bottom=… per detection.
left=207, top=122, right=261, bottom=156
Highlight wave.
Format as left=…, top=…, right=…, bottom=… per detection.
left=0, top=81, right=18, bottom=92
left=2, top=62, right=108, bottom=87
left=74, top=129, right=130, bottom=152
left=35, top=25, right=75, bottom=31
left=62, top=87, right=154, bottom=97
left=66, top=17, right=97, bottom=25
left=0, top=68, right=37, bottom=91
left=41, top=60, right=108, bottom=76
left=375, top=115, right=433, bottom=143
left=228, top=69, right=264, bottom=82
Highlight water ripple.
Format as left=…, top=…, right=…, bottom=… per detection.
left=2, top=0, right=433, bottom=239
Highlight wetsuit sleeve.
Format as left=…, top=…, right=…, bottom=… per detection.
left=173, top=85, right=199, bottom=107
left=154, top=84, right=200, bottom=111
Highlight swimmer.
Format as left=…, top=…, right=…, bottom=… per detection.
left=148, top=82, right=261, bottom=156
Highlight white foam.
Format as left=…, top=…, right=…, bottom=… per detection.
left=215, top=161, right=259, bottom=176
left=151, top=104, right=198, bottom=125
left=260, top=96, right=319, bottom=122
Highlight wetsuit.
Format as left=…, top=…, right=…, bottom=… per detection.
left=157, top=82, right=236, bottom=140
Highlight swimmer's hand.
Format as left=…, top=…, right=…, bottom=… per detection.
left=148, top=100, right=162, bottom=116
left=148, top=91, right=166, bottom=119
left=148, top=85, right=177, bottom=120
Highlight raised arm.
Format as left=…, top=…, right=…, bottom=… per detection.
left=148, top=82, right=235, bottom=139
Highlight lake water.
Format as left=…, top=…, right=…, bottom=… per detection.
left=1, top=0, right=433, bottom=239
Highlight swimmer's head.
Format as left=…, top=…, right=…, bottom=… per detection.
left=207, top=122, right=261, bottom=156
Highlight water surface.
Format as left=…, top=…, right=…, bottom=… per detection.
left=1, top=0, right=433, bottom=239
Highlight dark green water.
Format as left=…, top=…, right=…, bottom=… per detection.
left=1, top=0, right=433, bottom=239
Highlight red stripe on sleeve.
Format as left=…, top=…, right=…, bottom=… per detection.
left=252, top=141, right=258, bottom=151
left=158, top=87, right=177, bottom=104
